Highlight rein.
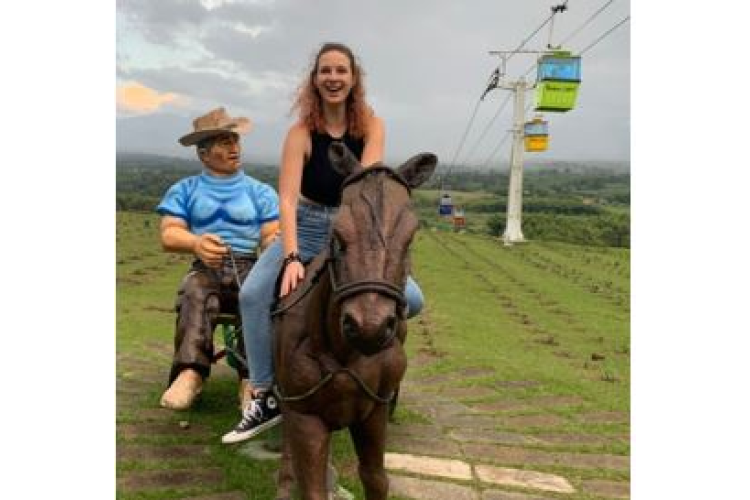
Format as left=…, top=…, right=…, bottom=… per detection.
left=329, top=166, right=410, bottom=316
left=329, top=273, right=406, bottom=309
left=273, top=166, right=409, bottom=405
left=271, top=256, right=399, bottom=405
left=270, top=255, right=332, bottom=318
left=274, top=368, right=393, bottom=404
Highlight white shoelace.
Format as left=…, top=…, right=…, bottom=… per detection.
left=238, top=398, right=263, bottom=427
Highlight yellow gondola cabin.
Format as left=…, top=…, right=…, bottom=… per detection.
left=524, top=117, right=549, bottom=152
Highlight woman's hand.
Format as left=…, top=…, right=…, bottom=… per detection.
left=280, top=260, right=305, bottom=297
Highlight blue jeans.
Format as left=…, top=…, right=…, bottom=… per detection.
left=239, top=202, right=424, bottom=390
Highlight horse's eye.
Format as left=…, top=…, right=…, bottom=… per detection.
left=333, top=235, right=346, bottom=253
left=332, top=228, right=347, bottom=251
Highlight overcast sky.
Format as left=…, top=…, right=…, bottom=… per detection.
left=116, top=0, right=630, bottom=166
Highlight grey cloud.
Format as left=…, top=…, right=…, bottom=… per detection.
left=120, top=66, right=251, bottom=106
left=119, top=64, right=296, bottom=129
left=117, top=0, right=210, bottom=44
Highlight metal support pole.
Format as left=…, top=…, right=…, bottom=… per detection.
left=547, top=3, right=568, bottom=49
left=502, top=79, right=528, bottom=245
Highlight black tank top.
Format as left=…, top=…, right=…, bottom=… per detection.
left=300, top=130, right=365, bottom=207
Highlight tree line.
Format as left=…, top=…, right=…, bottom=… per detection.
left=117, top=154, right=629, bottom=248
left=116, top=154, right=279, bottom=212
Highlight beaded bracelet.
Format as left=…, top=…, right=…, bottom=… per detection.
left=282, top=251, right=302, bottom=268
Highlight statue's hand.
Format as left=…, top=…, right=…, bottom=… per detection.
left=193, top=233, right=227, bottom=268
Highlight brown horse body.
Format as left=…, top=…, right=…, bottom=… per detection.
left=272, top=144, right=437, bottom=500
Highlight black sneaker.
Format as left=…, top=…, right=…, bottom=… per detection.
left=221, top=390, right=282, bottom=444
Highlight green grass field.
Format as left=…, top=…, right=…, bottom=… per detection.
left=117, top=210, right=629, bottom=499
left=412, top=228, right=629, bottom=409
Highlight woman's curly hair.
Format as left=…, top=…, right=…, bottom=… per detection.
left=292, top=42, right=373, bottom=138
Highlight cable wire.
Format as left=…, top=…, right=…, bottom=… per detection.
left=481, top=100, right=535, bottom=169
left=483, top=1, right=627, bottom=171
left=481, top=131, right=512, bottom=169
left=444, top=2, right=574, bottom=184
left=507, top=1, right=570, bottom=65
left=445, top=98, right=483, bottom=176
left=520, top=0, right=618, bottom=77
left=442, top=65, right=504, bottom=182
left=579, top=15, right=630, bottom=55
left=503, top=15, right=629, bottom=170
left=446, top=1, right=570, bottom=181
left=472, top=1, right=570, bottom=167
left=459, top=93, right=513, bottom=167
left=559, top=0, right=617, bottom=46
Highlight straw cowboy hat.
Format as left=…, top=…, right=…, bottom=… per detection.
left=178, top=107, right=252, bottom=146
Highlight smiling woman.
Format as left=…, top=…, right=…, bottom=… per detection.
left=294, top=42, right=373, bottom=142
left=221, top=42, right=426, bottom=446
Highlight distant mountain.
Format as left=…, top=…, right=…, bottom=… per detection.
left=449, top=159, right=630, bottom=175
left=117, top=152, right=202, bottom=170
left=116, top=152, right=281, bottom=196
left=525, top=159, right=630, bottom=174
left=117, top=114, right=193, bottom=159
left=116, top=113, right=285, bottom=165
left=116, top=152, right=280, bottom=172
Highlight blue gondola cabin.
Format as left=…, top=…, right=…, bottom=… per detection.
left=438, top=193, right=453, bottom=217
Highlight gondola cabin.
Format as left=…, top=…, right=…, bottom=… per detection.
left=524, top=117, right=549, bottom=152
left=438, top=192, right=454, bottom=217
left=453, top=207, right=466, bottom=231
left=525, top=136, right=549, bottom=152
left=535, top=50, right=581, bottom=112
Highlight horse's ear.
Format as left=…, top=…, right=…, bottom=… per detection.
left=329, top=141, right=362, bottom=177
left=396, top=153, right=438, bottom=189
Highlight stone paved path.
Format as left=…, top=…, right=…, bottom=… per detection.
left=117, top=349, right=629, bottom=499
left=381, top=360, right=630, bottom=500
left=117, top=345, right=251, bottom=500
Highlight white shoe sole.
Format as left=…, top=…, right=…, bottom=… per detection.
left=221, top=415, right=282, bottom=444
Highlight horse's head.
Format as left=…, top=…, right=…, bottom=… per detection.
left=327, top=142, right=437, bottom=355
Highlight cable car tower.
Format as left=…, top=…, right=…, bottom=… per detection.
left=484, top=51, right=536, bottom=245
left=486, top=2, right=578, bottom=245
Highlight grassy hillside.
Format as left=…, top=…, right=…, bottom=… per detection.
left=117, top=211, right=630, bottom=498
left=412, top=228, right=629, bottom=405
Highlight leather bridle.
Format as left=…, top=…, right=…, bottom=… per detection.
left=328, top=165, right=411, bottom=319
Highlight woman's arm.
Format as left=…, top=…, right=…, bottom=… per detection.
left=360, top=114, right=385, bottom=167
left=278, top=123, right=310, bottom=296
left=259, top=220, right=280, bottom=252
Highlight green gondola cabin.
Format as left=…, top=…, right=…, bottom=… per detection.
left=535, top=50, right=581, bottom=112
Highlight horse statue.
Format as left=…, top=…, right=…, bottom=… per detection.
left=272, top=142, right=437, bottom=500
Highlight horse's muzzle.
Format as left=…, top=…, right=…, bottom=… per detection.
left=341, top=311, right=398, bottom=355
